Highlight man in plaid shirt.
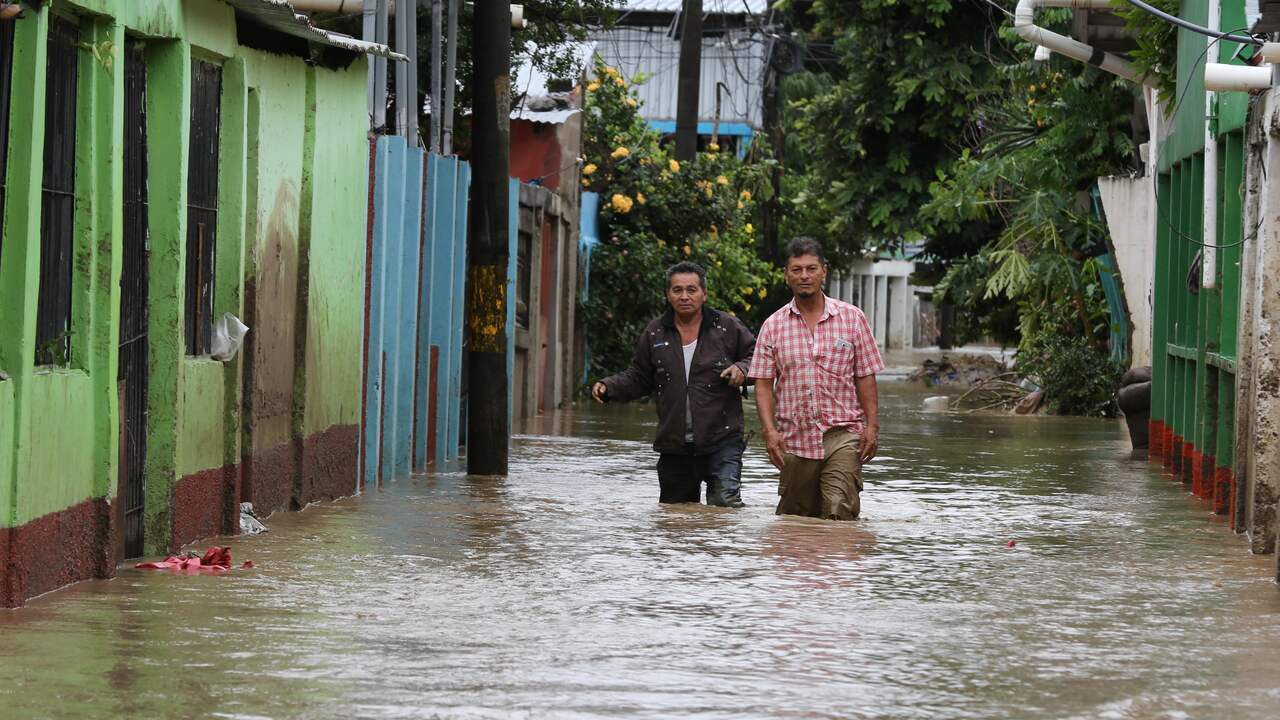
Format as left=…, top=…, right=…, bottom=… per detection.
left=749, top=238, right=884, bottom=520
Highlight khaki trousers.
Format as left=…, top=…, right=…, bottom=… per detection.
left=777, top=429, right=863, bottom=520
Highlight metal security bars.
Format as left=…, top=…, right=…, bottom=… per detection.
left=185, top=60, right=222, bottom=356
left=119, top=43, right=149, bottom=559
left=35, top=18, right=80, bottom=367
left=0, top=19, right=16, bottom=273
left=1151, top=131, right=1246, bottom=518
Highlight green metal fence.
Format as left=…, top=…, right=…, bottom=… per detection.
left=1151, top=132, right=1244, bottom=518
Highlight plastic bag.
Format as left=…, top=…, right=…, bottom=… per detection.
left=210, top=312, right=249, bottom=361
left=239, top=502, right=268, bottom=535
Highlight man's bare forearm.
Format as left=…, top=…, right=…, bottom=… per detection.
left=854, top=374, right=879, bottom=429
left=756, top=377, right=778, bottom=434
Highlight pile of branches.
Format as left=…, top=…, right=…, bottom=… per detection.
left=953, top=372, right=1031, bottom=413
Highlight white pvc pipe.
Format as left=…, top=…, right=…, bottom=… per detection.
left=1203, top=64, right=1272, bottom=92
left=1202, top=0, right=1220, bottom=289
left=1014, top=0, right=1150, bottom=86
left=1259, top=43, right=1280, bottom=64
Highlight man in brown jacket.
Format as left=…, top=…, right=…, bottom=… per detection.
left=592, top=261, right=756, bottom=506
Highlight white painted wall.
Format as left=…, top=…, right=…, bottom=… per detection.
left=1098, top=175, right=1155, bottom=368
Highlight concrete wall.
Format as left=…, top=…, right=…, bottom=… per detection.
left=828, top=259, right=917, bottom=350
left=0, top=0, right=373, bottom=607
left=1099, top=175, right=1155, bottom=369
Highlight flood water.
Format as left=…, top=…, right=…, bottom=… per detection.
left=5, top=384, right=1280, bottom=719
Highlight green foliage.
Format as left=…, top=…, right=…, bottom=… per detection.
left=582, top=62, right=779, bottom=379
left=1118, top=0, right=1179, bottom=108
left=1018, top=332, right=1124, bottom=417
left=775, top=0, right=1006, bottom=264
left=781, top=1, right=1139, bottom=413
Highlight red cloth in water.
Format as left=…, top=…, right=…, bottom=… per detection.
left=136, top=546, right=234, bottom=572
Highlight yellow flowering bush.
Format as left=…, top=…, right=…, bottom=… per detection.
left=581, top=59, right=777, bottom=379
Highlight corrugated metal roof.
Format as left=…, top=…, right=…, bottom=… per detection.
left=593, top=25, right=764, bottom=127
left=615, top=0, right=771, bottom=14
left=511, top=40, right=595, bottom=125
left=225, top=0, right=408, bottom=60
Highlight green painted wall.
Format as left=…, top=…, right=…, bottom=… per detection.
left=304, top=64, right=370, bottom=435
left=19, top=372, right=96, bottom=523
left=0, top=0, right=371, bottom=555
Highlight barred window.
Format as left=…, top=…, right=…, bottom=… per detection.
left=185, top=60, right=222, bottom=356
left=34, top=18, right=80, bottom=366
left=0, top=19, right=16, bottom=271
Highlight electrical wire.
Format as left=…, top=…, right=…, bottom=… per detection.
left=1125, top=0, right=1263, bottom=46
left=1149, top=27, right=1265, bottom=250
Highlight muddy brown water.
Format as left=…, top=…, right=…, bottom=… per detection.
left=5, top=384, right=1280, bottom=719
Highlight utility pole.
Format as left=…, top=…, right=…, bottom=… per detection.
left=466, top=0, right=512, bottom=476
left=430, top=0, right=443, bottom=152
left=442, top=0, right=459, bottom=154
left=761, top=53, right=783, bottom=264
left=396, top=0, right=420, bottom=145
left=370, top=0, right=390, bottom=129
left=674, top=0, right=702, bottom=161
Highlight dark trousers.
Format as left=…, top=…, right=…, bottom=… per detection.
left=656, top=436, right=745, bottom=505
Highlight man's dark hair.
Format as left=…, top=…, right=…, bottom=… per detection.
left=665, top=260, right=707, bottom=289
left=786, top=237, right=827, bottom=265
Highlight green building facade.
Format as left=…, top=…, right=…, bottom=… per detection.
left=0, top=0, right=381, bottom=606
left=1148, top=0, right=1254, bottom=534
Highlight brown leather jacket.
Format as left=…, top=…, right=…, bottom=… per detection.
left=600, top=307, right=756, bottom=455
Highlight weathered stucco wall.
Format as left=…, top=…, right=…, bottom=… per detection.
left=304, top=63, right=368, bottom=436
left=1, top=0, right=372, bottom=604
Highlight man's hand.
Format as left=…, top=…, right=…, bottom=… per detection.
left=764, top=429, right=786, bottom=470
left=720, top=364, right=746, bottom=387
left=858, top=426, right=879, bottom=464
left=592, top=382, right=608, bottom=404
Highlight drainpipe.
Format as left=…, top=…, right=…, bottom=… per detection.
left=291, top=0, right=396, bottom=13
left=1013, top=0, right=1149, bottom=86
left=1202, top=0, right=1220, bottom=290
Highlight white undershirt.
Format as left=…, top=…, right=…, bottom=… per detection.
left=683, top=339, right=697, bottom=442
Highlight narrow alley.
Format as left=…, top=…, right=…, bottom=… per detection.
left=4, top=385, right=1279, bottom=719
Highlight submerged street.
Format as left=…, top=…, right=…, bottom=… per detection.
left=5, top=385, right=1280, bottom=719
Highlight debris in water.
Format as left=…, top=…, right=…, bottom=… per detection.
left=136, top=546, right=246, bottom=573
left=1005, top=540, right=1017, bottom=549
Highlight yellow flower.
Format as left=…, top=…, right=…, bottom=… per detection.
left=704, top=186, right=714, bottom=199
left=716, top=175, right=729, bottom=186
left=583, top=163, right=597, bottom=176
left=610, top=193, right=634, bottom=213
left=742, top=287, right=753, bottom=295
left=657, top=239, right=665, bottom=247
left=611, top=146, right=630, bottom=160
left=743, top=303, right=752, bottom=311
left=625, top=98, right=638, bottom=108
left=682, top=244, right=692, bottom=256
left=740, top=190, right=751, bottom=201
left=636, top=192, right=647, bottom=204
left=745, top=223, right=754, bottom=234
left=758, top=288, right=767, bottom=299
left=708, top=142, right=720, bottom=152
left=737, top=201, right=745, bottom=210
left=668, top=159, right=680, bottom=173
left=581, top=178, right=590, bottom=187
left=1028, top=84, right=1037, bottom=92
left=614, top=76, right=626, bottom=87
left=587, top=81, right=600, bottom=92
left=710, top=224, right=718, bottom=235
left=605, top=66, right=620, bottom=78
left=715, top=260, right=722, bottom=267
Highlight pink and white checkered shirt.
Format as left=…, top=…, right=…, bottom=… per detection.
left=748, top=295, right=884, bottom=460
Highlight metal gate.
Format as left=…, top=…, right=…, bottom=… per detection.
left=118, top=44, right=149, bottom=558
